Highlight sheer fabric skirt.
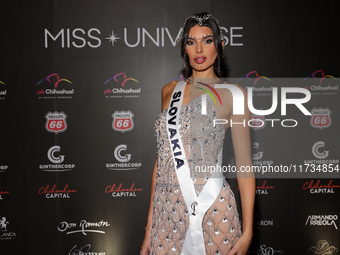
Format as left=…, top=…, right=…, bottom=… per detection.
left=150, top=179, right=242, bottom=255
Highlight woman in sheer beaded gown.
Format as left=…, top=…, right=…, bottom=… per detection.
left=141, top=12, right=255, bottom=255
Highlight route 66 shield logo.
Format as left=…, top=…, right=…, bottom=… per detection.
left=310, top=107, right=332, bottom=130
left=112, top=110, right=134, bottom=133
left=45, top=111, right=68, bottom=134
left=249, top=113, right=266, bottom=130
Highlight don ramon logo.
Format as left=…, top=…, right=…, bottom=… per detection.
left=57, top=220, right=110, bottom=235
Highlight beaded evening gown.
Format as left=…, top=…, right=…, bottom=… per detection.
left=150, top=94, right=242, bottom=255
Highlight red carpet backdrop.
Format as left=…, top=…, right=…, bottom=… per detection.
left=0, top=0, right=339, bottom=254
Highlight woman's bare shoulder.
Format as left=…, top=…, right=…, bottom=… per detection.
left=161, top=80, right=179, bottom=99
left=161, top=80, right=179, bottom=111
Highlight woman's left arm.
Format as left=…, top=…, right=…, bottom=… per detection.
left=228, top=86, right=255, bottom=255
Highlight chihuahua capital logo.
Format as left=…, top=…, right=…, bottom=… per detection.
left=37, top=73, right=74, bottom=99
left=104, top=73, right=141, bottom=98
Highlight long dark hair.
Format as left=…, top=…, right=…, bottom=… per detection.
left=180, top=12, right=224, bottom=79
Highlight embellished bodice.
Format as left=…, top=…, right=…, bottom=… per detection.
left=154, top=95, right=226, bottom=192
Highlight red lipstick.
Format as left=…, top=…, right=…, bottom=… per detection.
left=194, top=56, right=207, bottom=64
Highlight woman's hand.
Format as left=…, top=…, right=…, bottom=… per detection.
left=228, top=231, right=253, bottom=255
left=140, top=230, right=151, bottom=255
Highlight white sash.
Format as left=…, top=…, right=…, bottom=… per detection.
left=166, top=81, right=224, bottom=255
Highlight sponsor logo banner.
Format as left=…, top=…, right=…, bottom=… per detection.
left=253, top=211, right=274, bottom=229
left=39, top=145, right=75, bottom=172
left=69, top=244, right=106, bottom=255
left=250, top=114, right=266, bottom=130
left=37, top=73, right=74, bottom=99
left=45, top=112, right=68, bottom=134
left=255, top=180, right=275, bottom=195
left=105, top=183, right=143, bottom=197
left=303, top=179, right=340, bottom=194
left=0, top=165, right=8, bottom=173
left=0, top=81, right=7, bottom=100
left=305, top=215, right=338, bottom=229
left=104, top=73, right=141, bottom=98
left=0, top=216, right=16, bottom=240
left=0, top=186, right=10, bottom=200
left=112, top=110, right=134, bottom=133
left=309, top=240, right=338, bottom=254
left=57, top=220, right=110, bottom=235
left=38, top=184, right=77, bottom=199
left=106, top=144, right=142, bottom=170
left=310, top=108, right=332, bottom=129
left=255, top=244, right=284, bottom=255
left=303, top=70, right=338, bottom=96
left=252, top=142, right=274, bottom=166
left=303, top=141, right=339, bottom=170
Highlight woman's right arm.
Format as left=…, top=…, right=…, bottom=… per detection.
left=140, top=82, right=175, bottom=255
left=140, top=159, right=157, bottom=255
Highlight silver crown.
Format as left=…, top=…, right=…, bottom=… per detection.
left=175, top=13, right=225, bottom=44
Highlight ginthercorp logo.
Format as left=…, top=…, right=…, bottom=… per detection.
left=303, top=70, right=338, bottom=95
left=104, top=73, right=141, bottom=98
left=0, top=216, right=16, bottom=240
left=310, top=108, right=332, bottom=129
left=305, top=215, right=338, bottom=229
left=38, top=184, right=77, bottom=199
left=303, top=179, right=340, bottom=194
left=37, top=73, right=74, bottom=99
left=57, top=220, right=110, bottom=235
left=0, top=186, right=10, bottom=200
left=106, top=144, right=142, bottom=170
left=45, top=111, right=68, bottom=133
left=312, top=141, right=329, bottom=159
left=48, top=145, right=65, bottom=163
left=44, top=27, right=243, bottom=48
left=69, top=244, right=106, bottom=255
left=251, top=143, right=274, bottom=167
left=105, top=183, right=143, bottom=197
left=309, top=240, right=338, bottom=255
left=39, top=145, right=75, bottom=172
left=252, top=142, right=263, bottom=160
left=0, top=80, right=6, bottom=100
left=304, top=141, right=339, bottom=166
left=112, top=110, right=134, bottom=132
